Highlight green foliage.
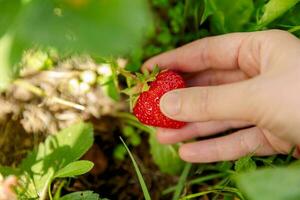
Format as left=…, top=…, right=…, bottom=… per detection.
left=15, top=0, right=149, bottom=55
left=114, top=124, right=142, bottom=161
left=235, top=164, right=300, bottom=200
left=152, top=0, right=169, bottom=8
left=2, top=1, right=300, bottom=199
left=115, top=112, right=185, bottom=175
left=0, top=32, right=25, bottom=89
left=0, top=166, right=20, bottom=177
left=113, top=144, right=128, bottom=160
left=0, top=0, right=152, bottom=90
left=122, top=125, right=141, bottom=146
left=54, top=160, right=94, bottom=178
left=234, top=155, right=257, bottom=172
left=168, top=2, right=185, bottom=33
left=172, top=163, right=192, bottom=200
left=258, top=0, right=300, bottom=27
left=149, top=131, right=185, bottom=175
left=209, top=0, right=255, bottom=33
left=201, top=0, right=216, bottom=24
left=19, top=122, right=94, bottom=198
left=0, top=0, right=22, bottom=37
left=181, top=187, right=245, bottom=200
left=59, top=191, right=106, bottom=200
left=1, top=122, right=94, bottom=199
left=273, top=3, right=300, bottom=36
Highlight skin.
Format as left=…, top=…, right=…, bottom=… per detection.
left=143, top=30, right=300, bottom=163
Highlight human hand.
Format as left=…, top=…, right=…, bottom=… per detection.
left=143, top=30, right=300, bottom=163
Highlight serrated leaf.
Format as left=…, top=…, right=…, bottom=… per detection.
left=121, top=85, right=140, bottom=96
left=54, top=160, right=94, bottom=178
left=142, top=84, right=150, bottom=92
left=20, top=122, right=94, bottom=198
left=136, top=72, right=145, bottom=81
left=59, top=191, right=105, bottom=200
left=258, top=0, right=300, bottom=27
left=150, top=65, right=160, bottom=77
left=234, top=155, right=256, bottom=172
left=149, top=131, right=184, bottom=175
left=235, top=166, right=300, bottom=200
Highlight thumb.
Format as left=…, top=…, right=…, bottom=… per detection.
left=160, top=80, right=259, bottom=122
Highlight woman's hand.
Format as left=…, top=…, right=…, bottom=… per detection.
left=143, top=30, right=300, bottom=163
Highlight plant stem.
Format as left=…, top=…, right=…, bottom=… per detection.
left=48, top=182, right=53, bottom=200
left=53, top=180, right=66, bottom=200
left=114, top=112, right=155, bottom=134
left=14, top=79, right=45, bottom=96
left=14, top=79, right=86, bottom=111
left=163, top=172, right=228, bottom=195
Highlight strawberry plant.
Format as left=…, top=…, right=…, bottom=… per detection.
left=1, top=0, right=300, bottom=199
left=0, top=122, right=96, bottom=199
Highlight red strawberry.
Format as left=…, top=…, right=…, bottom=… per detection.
left=133, top=70, right=186, bottom=129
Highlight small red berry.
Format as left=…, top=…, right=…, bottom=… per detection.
left=133, top=70, right=186, bottom=129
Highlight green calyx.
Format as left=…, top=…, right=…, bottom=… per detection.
left=120, top=65, right=160, bottom=111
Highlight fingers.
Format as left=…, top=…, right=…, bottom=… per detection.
left=143, top=32, right=249, bottom=72
left=144, top=30, right=300, bottom=76
left=160, top=80, right=259, bottom=122
left=179, top=127, right=277, bottom=163
left=157, top=120, right=252, bottom=144
left=185, top=69, right=249, bottom=86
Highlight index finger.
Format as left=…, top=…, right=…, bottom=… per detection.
left=143, top=32, right=251, bottom=72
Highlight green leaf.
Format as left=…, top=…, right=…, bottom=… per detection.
left=99, top=76, right=120, bottom=101
left=14, top=0, right=152, bottom=56
left=60, top=191, right=105, bottom=200
left=234, top=155, right=256, bottom=172
left=274, top=4, right=300, bottom=36
left=215, top=161, right=233, bottom=172
left=258, top=0, right=300, bottom=27
left=54, top=160, right=94, bottom=178
left=209, top=0, right=254, bottom=33
left=20, top=122, right=94, bottom=199
left=0, top=32, right=27, bottom=90
left=201, top=0, right=216, bottom=24
left=282, top=3, right=300, bottom=26
left=0, top=166, right=20, bottom=177
left=149, top=131, right=185, bottom=175
left=113, top=144, right=127, bottom=160
left=235, top=166, right=300, bottom=200
left=0, top=0, right=22, bottom=37
left=120, top=137, right=151, bottom=200
left=0, top=0, right=152, bottom=88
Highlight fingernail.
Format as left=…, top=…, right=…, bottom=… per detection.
left=160, top=91, right=181, bottom=116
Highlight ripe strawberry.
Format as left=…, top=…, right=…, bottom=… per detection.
left=133, top=70, right=186, bottom=129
